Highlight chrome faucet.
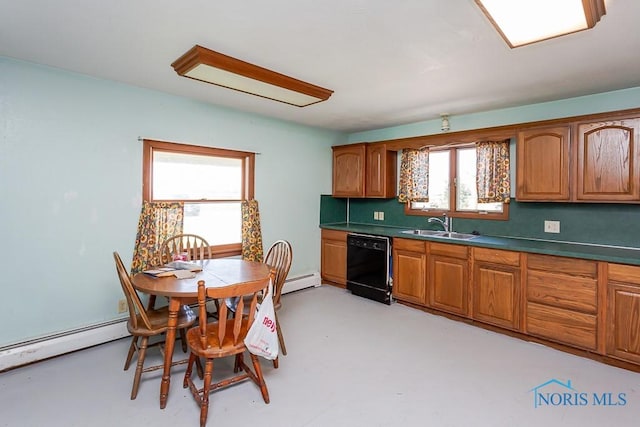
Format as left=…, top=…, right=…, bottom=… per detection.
left=428, top=213, right=451, bottom=232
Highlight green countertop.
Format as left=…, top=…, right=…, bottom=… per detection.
left=321, top=222, right=640, bottom=266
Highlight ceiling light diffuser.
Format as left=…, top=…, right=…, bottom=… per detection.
left=475, top=0, right=606, bottom=48
left=171, top=45, right=333, bottom=107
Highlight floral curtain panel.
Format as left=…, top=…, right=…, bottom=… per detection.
left=130, top=201, right=184, bottom=274
left=397, top=148, right=429, bottom=203
left=476, top=139, right=511, bottom=203
left=241, top=199, right=263, bottom=262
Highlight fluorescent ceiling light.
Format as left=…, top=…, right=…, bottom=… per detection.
left=171, top=45, right=333, bottom=107
left=475, top=0, right=606, bottom=48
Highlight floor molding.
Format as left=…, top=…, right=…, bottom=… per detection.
left=0, top=319, right=129, bottom=372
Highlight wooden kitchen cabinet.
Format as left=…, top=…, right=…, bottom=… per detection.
left=320, top=229, right=347, bottom=287
left=332, top=144, right=366, bottom=197
left=516, top=125, right=571, bottom=201
left=472, top=247, right=522, bottom=331
left=365, top=143, right=397, bottom=198
left=392, top=238, right=427, bottom=305
left=525, top=254, right=598, bottom=350
left=332, top=143, right=396, bottom=198
left=607, top=263, right=640, bottom=364
left=428, top=242, right=469, bottom=316
left=576, top=118, right=640, bottom=201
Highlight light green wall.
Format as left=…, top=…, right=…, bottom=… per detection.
left=348, top=87, right=640, bottom=143
left=0, top=57, right=346, bottom=347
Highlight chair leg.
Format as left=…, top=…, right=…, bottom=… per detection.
left=183, top=352, right=197, bottom=388
left=273, top=356, right=279, bottom=369
left=179, top=328, right=188, bottom=353
left=131, top=336, right=148, bottom=400
left=249, top=353, right=270, bottom=404
left=275, top=311, right=287, bottom=356
left=124, top=336, right=138, bottom=370
left=200, top=359, right=214, bottom=427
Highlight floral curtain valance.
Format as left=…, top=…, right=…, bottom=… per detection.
left=476, top=139, right=510, bottom=203
left=241, top=199, right=263, bottom=262
left=130, top=201, right=184, bottom=274
left=398, top=148, right=429, bottom=203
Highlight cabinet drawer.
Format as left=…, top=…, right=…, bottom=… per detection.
left=527, top=254, right=597, bottom=278
left=429, top=242, right=468, bottom=259
left=609, top=263, right=640, bottom=286
left=526, top=269, right=597, bottom=314
left=321, top=229, right=347, bottom=242
left=473, top=247, right=520, bottom=266
left=394, top=238, right=426, bottom=253
left=526, top=302, right=597, bottom=350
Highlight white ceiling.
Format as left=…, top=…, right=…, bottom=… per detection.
left=1, top=0, right=639, bottom=133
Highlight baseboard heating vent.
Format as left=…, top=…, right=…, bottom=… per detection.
left=282, top=272, right=321, bottom=294
left=0, top=318, right=129, bottom=372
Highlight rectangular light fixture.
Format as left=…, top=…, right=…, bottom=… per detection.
left=171, top=45, right=333, bottom=107
left=475, top=0, right=606, bottom=48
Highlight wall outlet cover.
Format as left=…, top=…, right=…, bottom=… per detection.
left=544, top=220, right=560, bottom=233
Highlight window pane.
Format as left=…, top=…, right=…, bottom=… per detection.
left=183, top=202, right=241, bottom=246
left=425, top=150, right=450, bottom=210
left=457, top=148, right=502, bottom=213
left=152, top=151, right=242, bottom=200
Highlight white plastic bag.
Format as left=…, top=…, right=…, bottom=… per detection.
left=244, top=280, right=279, bottom=360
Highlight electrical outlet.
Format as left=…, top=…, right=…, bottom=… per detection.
left=118, top=299, right=127, bottom=314
left=378, top=211, right=384, bottom=220
left=544, top=220, right=560, bottom=233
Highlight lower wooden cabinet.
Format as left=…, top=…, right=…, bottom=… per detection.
left=472, top=248, right=521, bottom=331
left=392, top=238, right=427, bottom=304
left=607, top=264, right=640, bottom=364
left=428, top=243, right=469, bottom=316
left=525, top=254, right=598, bottom=350
left=320, top=229, right=347, bottom=287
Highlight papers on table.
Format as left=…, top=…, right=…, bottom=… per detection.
left=143, top=261, right=202, bottom=279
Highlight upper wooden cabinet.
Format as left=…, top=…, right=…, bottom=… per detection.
left=576, top=118, right=640, bottom=201
left=332, top=143, right=396, bottom=198
left=516, top=113, right=640, bottom=203
left=516, top=126, right=571, bottom=201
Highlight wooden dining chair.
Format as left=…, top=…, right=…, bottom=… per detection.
left=148, top=233, right=213, bottom=312
left=113, top=252, right=198, bottom=400
left=183, top=271, right=275, bottom=427
left=264, top=240, right=293, bottom=368
left=160, top=233, right=212, bottom=264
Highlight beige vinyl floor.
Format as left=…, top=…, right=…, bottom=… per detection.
left=1, top=284, right=639, bottom=427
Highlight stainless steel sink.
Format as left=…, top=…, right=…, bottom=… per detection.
left=434, top=232, right=478, bottom=240
left=401, top=229, right=445, bottom=236
left=400, top=229, right=478, bottom=240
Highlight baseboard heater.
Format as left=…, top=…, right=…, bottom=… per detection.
left=0, top=272, right=321, bottom=372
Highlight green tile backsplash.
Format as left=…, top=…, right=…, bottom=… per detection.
left=320, top=195, right=640, bottom=248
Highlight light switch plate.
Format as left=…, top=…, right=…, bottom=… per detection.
left=379, top=212, right=384, bottom=220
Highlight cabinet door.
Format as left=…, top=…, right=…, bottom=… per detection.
left=607, top=264, right=640, bottom=364
left=473, top=262, right=520, bottom=330
left=516, top=126, right=570, bottom=201
left=320, top=230, right=347, bottom=287
left=428, top=255, right=468, bottom=316
left=366, top=144, right=396, bottom=198
left=393, top=249, right=427, bottom=305
left=332, top=144, right=366, bottom=197
left=577, top=118, right=640, bottom=201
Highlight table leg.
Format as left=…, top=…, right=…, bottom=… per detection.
left=160, top=297, right=180, bottom=409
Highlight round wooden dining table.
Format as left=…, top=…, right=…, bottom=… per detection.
left=132, top=258, right=271, bottom=409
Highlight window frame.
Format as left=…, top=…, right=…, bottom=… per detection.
left=404, top=143, right=509, bottom=220
left=142, top=139, right=255, bottom=257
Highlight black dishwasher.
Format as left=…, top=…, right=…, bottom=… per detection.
left=346, top=233, right=392, bottom=305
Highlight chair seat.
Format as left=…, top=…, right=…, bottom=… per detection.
left=127, top=305, right=196, bottom=336
left=185, top=319, right=250, bottom=358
